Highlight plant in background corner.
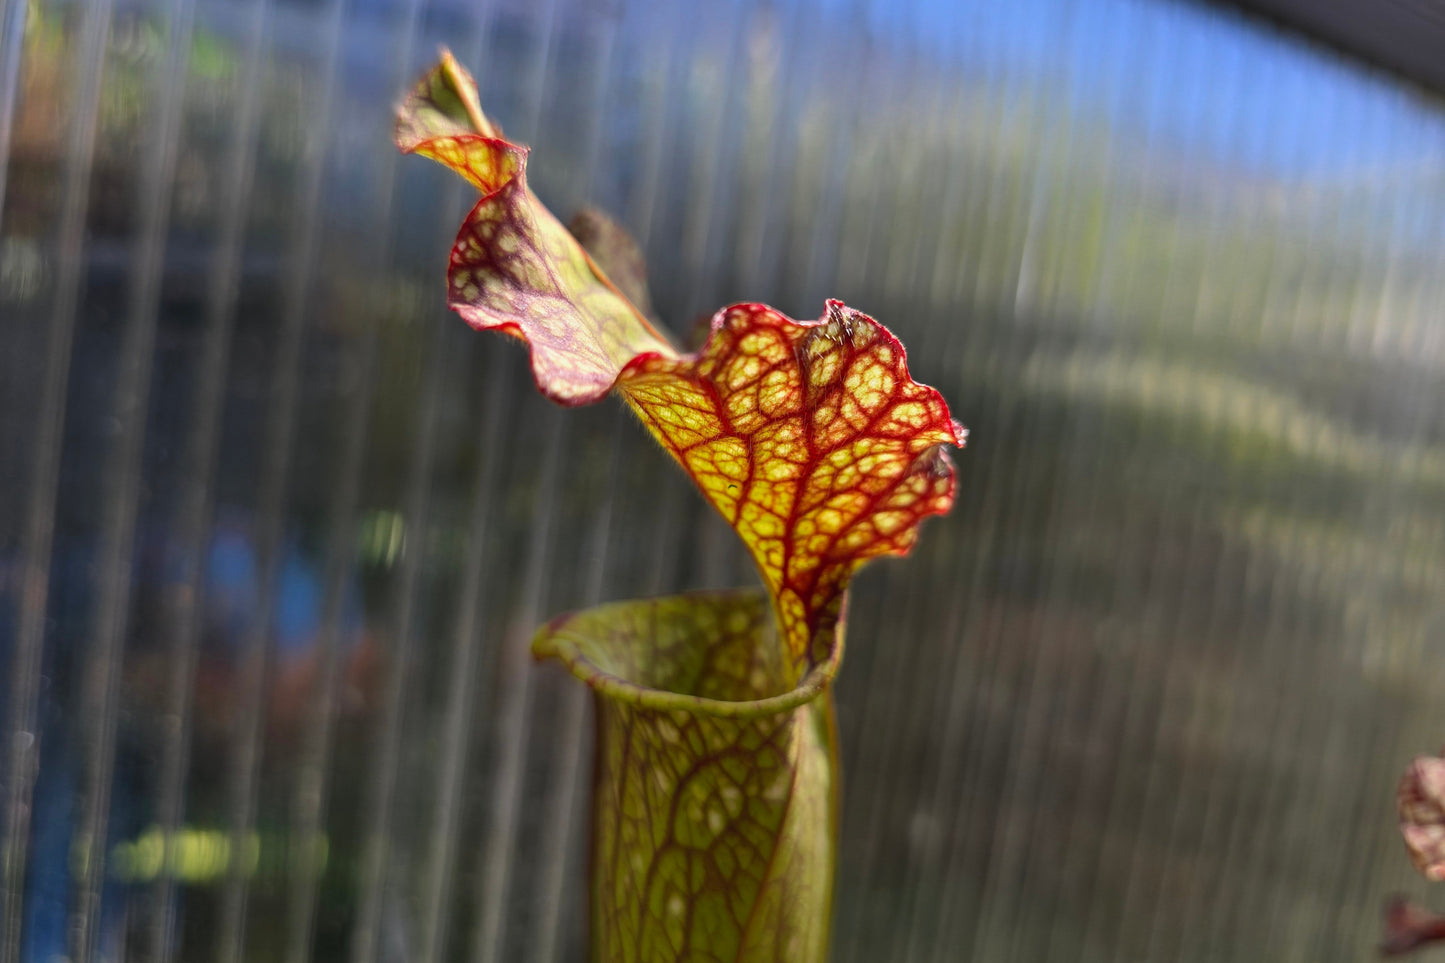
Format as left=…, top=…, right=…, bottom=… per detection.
left=1384, top=751, right=1445, bottom=955
left=396, top=50, right=966, bottom=962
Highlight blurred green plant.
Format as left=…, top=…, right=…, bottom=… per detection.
left=396, top=51, right=965, bottom=962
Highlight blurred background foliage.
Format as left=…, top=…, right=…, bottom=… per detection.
left=2, top=0, right=1445, bottom=960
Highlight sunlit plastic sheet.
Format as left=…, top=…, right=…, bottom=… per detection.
left=2, top=0, right=1445, bottom=961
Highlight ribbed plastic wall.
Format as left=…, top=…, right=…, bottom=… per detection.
left=2, top=0, right=1444, bottom=960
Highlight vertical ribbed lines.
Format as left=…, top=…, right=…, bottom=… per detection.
left=5, top=1, right=1445, bottom=961
left=412, top=346, right=507, bottom=963
left=279, top=1, right=425, bottom=960
left=71, top=1, right=195, bottom=959
left=469, top=411, right=568, bottom=963
left=0, top=0, right=28, bottom=238
left=147, top=3, right=270, bottom=960
left=215, top=2, right=350, bottom=961
left=1, top=3, right=114, bottom=960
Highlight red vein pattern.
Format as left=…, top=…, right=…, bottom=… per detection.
left=537, top=593, right=835, bottom=962
left=397, top=51, right=964, bottom=963
left=619, top=300, right=963, bottom=672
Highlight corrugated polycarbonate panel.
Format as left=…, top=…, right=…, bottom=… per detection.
left=2, top=0, right=1445, bottom=961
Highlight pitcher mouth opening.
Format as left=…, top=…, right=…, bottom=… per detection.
left=532, top=589, right=845, bottom=720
